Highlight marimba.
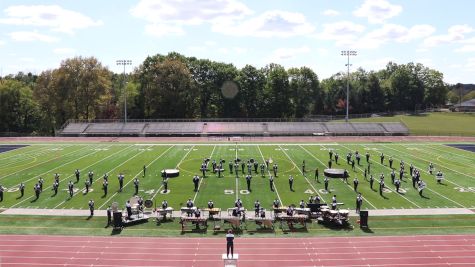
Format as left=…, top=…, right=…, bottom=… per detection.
left=273, top=206, right=288, bottom=214
left=248, top=217, right=274, bottom=229
left=294, top=208, right=311, bottom=215
left=219, top=216, right=243, bottom=228
left=179, top=216, right=207, bottom=231
left=276, top=214, right=308, bottom=228
left=203, top=208, right=221, bottom=218
left=181, top=206, right=197, bottom=216
left=156, top=207, right=174, bottom=221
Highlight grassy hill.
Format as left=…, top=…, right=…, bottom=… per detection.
left=349, top=112, right=475, bottom=136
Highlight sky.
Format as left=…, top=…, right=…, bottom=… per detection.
left=0, top=0, right=474, bottom=84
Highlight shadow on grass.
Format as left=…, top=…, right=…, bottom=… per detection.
left=111, top=228, right=122, bottom=235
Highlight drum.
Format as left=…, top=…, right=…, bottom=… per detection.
left=144, top=200, right=153, bottom=208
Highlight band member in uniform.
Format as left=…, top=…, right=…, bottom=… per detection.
left=217, top=164, right=222, bottom=178
left=428, top=162, right=434, bottom=174
left=273, top=199, right=280, bottom=208
left=38, top=177, right=44, bottom=192
left=162, top=200, right=169, bottom=209
left=334, top=152, right=339, bottom=164
left=194, top=207, right=201, bottom=218
left=302, top=160, right=306, bottom=174
left=126, top=200, right=132, bottom=220
left=247, top=161, right=252, bottom=175
left=34, top=183, right=41, bottom=200
left=106, top=205, right=112, bottom=226
left=379, top=177, right=385, bottom=196
left=380, top=152, right=384, bottom=165
left=163, top=177, right=169, bottom=193
left=246, top=174, right=252, bottom=192
left=394, top=178, right=401, bottom=193
left=103, top=180, right=108, bottom=196
left=366, top=152, right=370, bottom=163
left=315, top=196, right=321, bottom=204
left=259, top=207, right=266, bottom=218
left=329, top=150, right=333, bottom=160
left=346, top=152, right=351, bottom=164
left=324, top=176, right=329, bottom=192
left=286, top=206, right=294, bottom=216
left=367, top=162, right=371, bottom=174
left=208, top=200, right=214, bottom=209
left=356, top=193, right=363, bottom=213
left=88, top=171, right=93, bottom=185
left=269, top=176, right=274, bottom=192
left=68, top=181, right=74, bottom=198
left=288, top=175, right=294, bottom=192
left=137, top=197, right=144, bottom=213
left=254, top=200, right=260, bottom=216
left=241, top=162, right=245, bottom=174
left=328, top=159, right=332, bottom=169
left=331, top=195, right=337, bottom=210
left=369, top=174, right=374, bottom=190
left=254, top=160, right=259, bottom=174
left=52, top=181, right=59, bottom=196
left=417, top=180, right=426, bottom=197
left=75, top=169, right=80, bottom=183
left=118, top=174, right=124, bottom=192
left=351, top=159, right=355, bottom=171
left=193, top=175, right=200, bottom=192
left=436, top=171, right=444, bottom=184
left=235, top=198, right=243, bottom=209
left=143, top=165, right=147, bottom=177
left=0, top=185, right=4, bottom=202
left=389, top=157, right=393, bottom=169
left=273, top=163, right=278, bottom=177
left=353, top=176, right=359, bottom=192
left=54, top=173, right=60, bottom=184
left=299, top=199, right=305, bottom=209
left=399, top=168, right=404, bottom=181
left=85, top=179, right=90, bottom=193
left=260, top=163, right=265, bottom=177
left=19, top=182, right=25, bottom=198
left=226, top=229, right=235, bottom=259
left=133, top=178, right=139, bottom=195
left=409, top=164, right=414, bottom=176
left=229, top=161, right=233, bottom=174
left=315, top=168, right=319, bottom=182
left=186, top=198, right=194, bottom=217
left=390, top=170, right=396, bottom=184
left=103, top=173, right=109, bottom=182
left=201, top=162, right=207, bottom=178
left=88, top=199, right=94, bottom=216
left=356, top=153, right=361, bottom=165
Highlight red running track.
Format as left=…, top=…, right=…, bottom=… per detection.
left=0, top=234, right=475, bottom=267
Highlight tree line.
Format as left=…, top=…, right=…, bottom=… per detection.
left=0, top=52, right=449, bottom=135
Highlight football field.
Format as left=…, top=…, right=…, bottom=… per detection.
left=0, top=142, right=474, bottom=212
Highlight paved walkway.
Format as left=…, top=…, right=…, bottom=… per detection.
left=1, top=207, right=473, bottom=217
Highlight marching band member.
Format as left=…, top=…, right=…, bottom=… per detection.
left=254, top=200, right=260, bottom=216
left=208, top=200, right=214, bottom=209
left=88, top=199, right=94, bottom=216
left=273, top=199, right=280, bottom=208
left=286, top=206, right=294, bottom=216
left=299, top=200, right=305, bottom=209
left=356, top=193, right=363, bottom=213
left=331, top=195, right=337, bottom=210
left=394, top=178, right=401, bottom=193
left=436, top=171, right=444, bottom=184
left=418, top=180, right=426, bottom=197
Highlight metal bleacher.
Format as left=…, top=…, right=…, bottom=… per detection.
left=59, top=120, right=409, bottom=137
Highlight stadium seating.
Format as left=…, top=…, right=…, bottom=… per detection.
left=59, top=121, right=409, bottom=136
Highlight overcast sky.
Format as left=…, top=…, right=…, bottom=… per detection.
left=1, top=0, right=474, bottom=84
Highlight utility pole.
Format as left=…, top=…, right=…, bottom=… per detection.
left=116, top=60, right=132, bottom=123
left=341, top=50, right=357, bottom=122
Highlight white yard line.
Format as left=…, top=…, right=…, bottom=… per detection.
left=0, top=145, right=90, bottom=180
left=99, top=145, right=175, bottom=209
left=257, top=144, right=283, bottom=204
left=338, top=143, right=421, bottom=208
left=192, top=145, right=215, bottom=202
left=427, top=144, right=475, bottom=162
left=300, top=144, right=377, bottom=209
left=277, top=145, right=326, bottom=203
left=6, top=145, right=108, bottom=189
left=11, top=145, right=131, bottom=209
left=0, top=145, right=70, bottom=168
left=383, top=144, right=475, bottom=186
left=358, top=144, right=466, bottom=209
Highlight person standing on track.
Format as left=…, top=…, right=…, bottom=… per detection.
left=226, top=229, right=235, bottom=259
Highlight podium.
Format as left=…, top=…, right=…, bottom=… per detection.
left=222, top=254, right=238, bottom=267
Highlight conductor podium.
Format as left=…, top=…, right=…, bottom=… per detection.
left=161, top=169, right=180, bottom=178
left=222, top=254, right=238, bottom=267
left=324, top=168, right=349, bottom=178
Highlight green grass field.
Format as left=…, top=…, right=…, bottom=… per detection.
left=1, top=142, right=475, bottom=212
left=348, top=112, right=475, bottom=136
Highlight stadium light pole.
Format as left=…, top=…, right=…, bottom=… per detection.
left=116, top=60, right=132, bottom=123
left=341, top=50, right=357, bottom=122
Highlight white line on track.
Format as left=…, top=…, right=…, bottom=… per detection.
left=300, top=145, right=377, bottom=209
left=99, top=145, right=175, bottom=209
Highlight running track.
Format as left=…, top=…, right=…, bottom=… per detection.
left=0, top=235, right=475, bottom=267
